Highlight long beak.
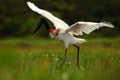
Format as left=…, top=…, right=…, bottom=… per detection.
left=32, top=18, right=51, bottom=35
left=32, top=19, right=42, bottom=35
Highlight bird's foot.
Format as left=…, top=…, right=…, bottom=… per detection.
left=77, top=64, right=80, bottom=68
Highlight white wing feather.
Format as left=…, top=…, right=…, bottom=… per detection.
left=27, top=1, right=69, bottom=29
left=66, top=21, right=114, bottom=35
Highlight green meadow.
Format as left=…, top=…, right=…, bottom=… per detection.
left=0, top=37, right=120, bottom=80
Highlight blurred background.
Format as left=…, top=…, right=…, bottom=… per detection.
left=0, top=0, right=120, bottom=38
left=0, top=0, right=120, bottom=80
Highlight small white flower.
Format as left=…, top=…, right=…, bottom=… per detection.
left=52, top=53, right=55, bottom=57
left=55, top=57, right=59, bottom=61
left=111, top=57, right=114, bottom=61
left=46, top=54, right=49, bottom=57
left=68, top=61, right=71, bottom=65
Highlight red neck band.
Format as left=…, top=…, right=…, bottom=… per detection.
left=48, top=29, right=56, bottom=33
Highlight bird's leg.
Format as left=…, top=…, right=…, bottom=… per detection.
left=59, top=49, right=67, bottom=69
left=73, top=45, right=80, bottom=68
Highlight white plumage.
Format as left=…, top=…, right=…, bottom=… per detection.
left=27, top=1, right=114, bottom=48
left=66, top=22, right=114, bottom=35
left=27, top=1, right=114, bottom=68
left=27, top=1, right=69, bottom=30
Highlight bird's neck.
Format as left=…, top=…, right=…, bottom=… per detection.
left=49, top=29, right=60, bottom=38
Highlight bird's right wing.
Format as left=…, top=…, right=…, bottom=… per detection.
left=27, top=1, right=69, bottom=30
left=66, top=21, right=114, bottom=35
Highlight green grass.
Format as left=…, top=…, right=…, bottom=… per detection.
left=0, top=37, right=120, bottom=80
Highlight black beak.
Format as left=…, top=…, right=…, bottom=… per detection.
left=32, top=18, right=51, bottom=35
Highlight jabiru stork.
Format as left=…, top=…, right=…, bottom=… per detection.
left=27, top=1, right=114, bottom=68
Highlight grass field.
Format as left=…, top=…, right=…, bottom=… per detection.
left=0, top=37, right=120, bottom=80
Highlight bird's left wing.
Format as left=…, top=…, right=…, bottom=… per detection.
left=66, top=21, right=114, bottom=35
left=27, top=1, right=69, bottom=30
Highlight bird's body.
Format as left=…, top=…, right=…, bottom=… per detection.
left=50, top=30, right=86, bottom=48
left=27, top=2, right=114, bottom=68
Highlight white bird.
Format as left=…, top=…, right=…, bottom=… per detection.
left=27, top=1, right=114, bottom=68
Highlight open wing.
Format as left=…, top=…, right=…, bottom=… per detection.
left=27, top=1, right=69, bottom=30
left=66, top=21, right=114, bottom=35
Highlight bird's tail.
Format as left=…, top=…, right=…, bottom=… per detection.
left=77, top=38, right=86, bottom=44
left=99, top=22, right=114, bottom=28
